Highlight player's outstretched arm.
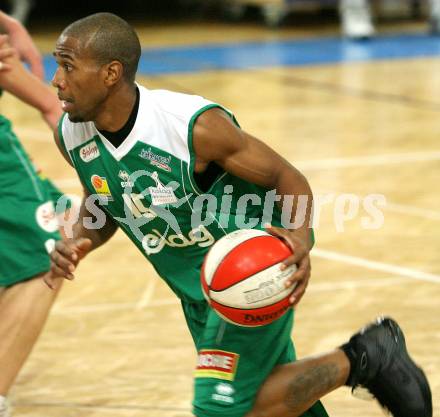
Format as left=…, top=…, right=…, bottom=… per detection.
left=0, top=10, right=44, bottom=79
left=193, top=108, right=313, bottom=306
left=0, top=34, right=15, bottom=70
left=46, top=130, right=119, bottom=289
left=66, top=187, right=119, bottom=252
left=46, top=189, right=118, bottom=288
left=0, top=34, right=61, bottom=130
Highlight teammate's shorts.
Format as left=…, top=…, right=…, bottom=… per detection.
left=0, top=115, right=64, bottom=287
left=182, top=301, right=329, bottom=417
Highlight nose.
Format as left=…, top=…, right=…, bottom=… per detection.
left=51, top=67, right=65, bottom=90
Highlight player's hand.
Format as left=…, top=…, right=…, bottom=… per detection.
left=0, top=34, right=16, bottom=72
left=46, top=238, right=92, bottom=289
left=4, top=15, right=44, bottom=79
left=265, top=224, right=311, bottom=307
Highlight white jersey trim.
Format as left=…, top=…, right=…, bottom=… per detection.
left=61, top=84, right=214, bottom=164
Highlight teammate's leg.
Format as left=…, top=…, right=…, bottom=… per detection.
left=429, top=0, right=440, bottom=33
left=0, top=274, right=62, bottom=397
left=0, top=109, right=69, bottom=417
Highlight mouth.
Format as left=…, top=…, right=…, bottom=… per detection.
left=58, top=95, right=74, bottom=112
left=61, top=101, right=74, bottom=112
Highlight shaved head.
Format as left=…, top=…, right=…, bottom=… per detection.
left=62, top=13, right=141, bottom=82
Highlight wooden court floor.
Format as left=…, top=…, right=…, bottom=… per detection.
left=1, top=20, right=439, bottom=417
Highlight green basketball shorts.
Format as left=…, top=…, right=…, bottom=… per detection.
left=0, top=115, right=64, bottom=287
left=182, top=301, right=329, bottom=417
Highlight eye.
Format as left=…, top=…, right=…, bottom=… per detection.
left=63, top=63, right=73, bottom=72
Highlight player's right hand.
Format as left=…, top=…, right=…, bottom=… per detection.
left=46, top=238, right=92, bottom=289
left=4, top=15, right=44, bottom=79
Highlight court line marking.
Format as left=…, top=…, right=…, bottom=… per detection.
left=40, top=32, right=440, bottom=77
left=51, top=149, right=440, bottom=191
left=136, top=279, right=157, bottom=310
left=314, top=188, right=440, bottom=222
left=308, top=276, right=410, bottom=292
left=313, top=248, right=440, bottom=284
left=54, top=178, right=440, bottom=223
left=382, top=202, right=440, bottom=221
left=14, top=401, right=190, bottom=412
left=294, top=150, right=440, bottom=171
left=21, top=129, right=440, bottom=170
left=52, top=298, right=180, bottom=315
left=17, top=126, right=440, bottom=171
left=51, top=267, right=437, bottom=317
left=261, top=69, right=440, bottom=113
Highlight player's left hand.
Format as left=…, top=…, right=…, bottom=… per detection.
left=265, top=224, right=311, bottom=307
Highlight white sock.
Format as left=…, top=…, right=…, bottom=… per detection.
left=430, top=0, right=440, bottom=19
left=0, top=396, right=10, bottom=417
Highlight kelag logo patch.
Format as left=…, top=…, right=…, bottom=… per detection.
left=195, top=349, right=239, bottom=381
left=91, top=174, right=113, bottom=200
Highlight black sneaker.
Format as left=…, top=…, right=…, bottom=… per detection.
left=341, top=317, right=432, bottom=417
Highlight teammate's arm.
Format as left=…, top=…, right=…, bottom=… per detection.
left=192, top=108, right=313, bottom=306
left=0, top=10, right=44, bottom=79
left=0, top=35, right=60, bottom=130
left=0, top=34, right=15, bottom=70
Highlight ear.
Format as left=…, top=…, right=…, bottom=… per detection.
left=103, top=60, right=123, bottom=86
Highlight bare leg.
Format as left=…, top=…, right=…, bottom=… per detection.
left=429, top=0, right=440, bottom=33
left=246, top=349, right=349, bottom=417
left=0, top=273, right=62, bottom=395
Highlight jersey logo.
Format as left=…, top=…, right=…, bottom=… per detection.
left=35, top=201, right=59, bottom=233
left=122, top=193, right=157, bottom=220
left=195, top=350, right=239, bottom=381
left=212, top=383, right=235, bottom=404
left=91, top=174, right=113, bottom=200
left=149, top=171, right=177, bottom=205
left=139, top=147, right=172, bottom=172
left=80, top=141, right=100, bottom=162
left=118, top=170, right=134, bottom=187
left=142, top=225, right=214, bottom=255
left=114, top=170, right=194, bottom=242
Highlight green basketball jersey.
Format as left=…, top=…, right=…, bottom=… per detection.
left=59, top=86, right=284, bottom=302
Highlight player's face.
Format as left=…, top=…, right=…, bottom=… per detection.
left=52, top=35, right=107, bottom=123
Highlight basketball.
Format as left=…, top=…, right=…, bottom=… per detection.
left=201, top=229, right=297, bottom=327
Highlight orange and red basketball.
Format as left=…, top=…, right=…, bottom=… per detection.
left=201, top=229, right=296, bottom=327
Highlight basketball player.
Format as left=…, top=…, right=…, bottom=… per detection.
left=50, top=13, right=432, bottom=417
left=340, top=0, right=440, bottom=38
left=0, top=12, right=68, bottom=417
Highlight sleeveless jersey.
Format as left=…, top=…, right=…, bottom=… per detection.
left=59, top=86, right=284, bottom=302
